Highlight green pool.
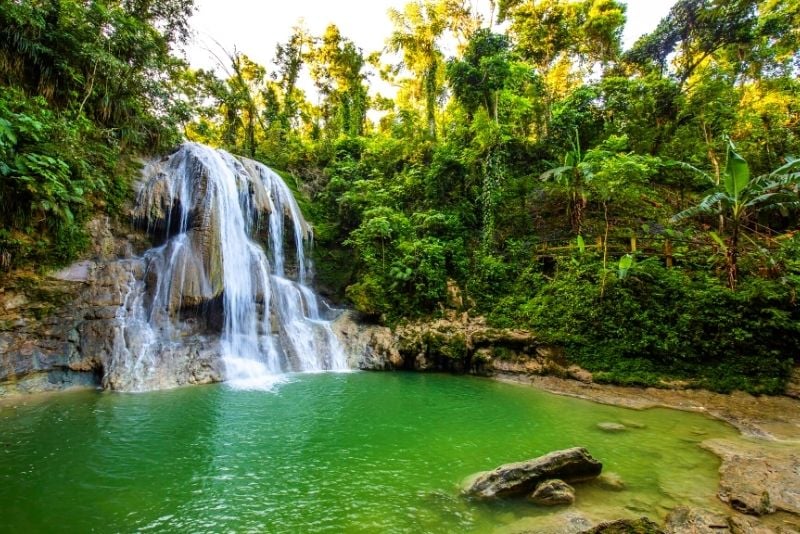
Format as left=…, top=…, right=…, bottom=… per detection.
left=0, top=373, right=738, bottom=532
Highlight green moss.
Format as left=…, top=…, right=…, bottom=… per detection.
left=492, top=346, right=516, bottom=360
left=424, top=331, right=468, bottom=360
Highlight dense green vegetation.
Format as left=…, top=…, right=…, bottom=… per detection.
left=0, top=0, right=192, bottom=265
left=2, top=0, right=800, bottom=393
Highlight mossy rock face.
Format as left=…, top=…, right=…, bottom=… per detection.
left=0, top=273, right=79, bottom=325
left=424, top=330, right=468, bottom=360
left=391, top=316, right=552, bottom=373
left=492, top=346, right=516, bottom=360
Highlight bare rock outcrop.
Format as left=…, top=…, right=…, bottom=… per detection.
left=786, top=366, right=800, bottom=399
left=333, top=308, right=591, bottom=382
left=700, top=439, right=800, bottom=517
left=1, top=254, right=226, bottom=397
left=665, top=506, right=731, bottom=533
left=331, top=311, right=402, bottom=369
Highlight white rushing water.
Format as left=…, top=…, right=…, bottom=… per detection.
left=114, top=143, right=348, bottom=391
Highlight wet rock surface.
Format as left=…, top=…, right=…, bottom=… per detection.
left=700, top=439, right=800, bottom=517
left=331, top=310, right=402, bottom=370
left=582, top=518, right=665, bottom=533
left=1, top=270, right=97, bottom=396
left=665, top=506, right=734, bottom=534
left=462, top=447, right=602, bottom=499
left=529, top=479, right=576, bottom=506
left=1, top=255, right=225, bottom=397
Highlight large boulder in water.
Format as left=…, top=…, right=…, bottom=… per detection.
left=462, top=447, right=602, bottom=499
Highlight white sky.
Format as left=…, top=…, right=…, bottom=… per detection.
left=186, top=0, right=677, bottom=95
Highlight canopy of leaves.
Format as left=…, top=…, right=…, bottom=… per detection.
left=0, top=0, right=193, bottom=266
left=3, top=0, right=800, bottom=393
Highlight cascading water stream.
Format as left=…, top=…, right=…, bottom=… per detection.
left=109, top=142, right=348, bottom=391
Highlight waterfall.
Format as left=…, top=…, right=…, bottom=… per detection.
left=109, top=142, right=347, bottom=391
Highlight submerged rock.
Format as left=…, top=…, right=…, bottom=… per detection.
left=511, top=511, right=594, bottom=534
left=597, top=422, right=627, bottom=432
left=596, top=472, right=626, bottom=492
left=581, top=518, right=664, bottom=534
left=462, top=447, right=602, bottom=499
left=529, top=479, right=575, bottom=505
left=665, top=506, right=731, bottom=533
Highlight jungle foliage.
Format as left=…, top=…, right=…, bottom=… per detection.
left=2, top=0, right=800, bottom=393
left=0, top=0, right=192, bottom=265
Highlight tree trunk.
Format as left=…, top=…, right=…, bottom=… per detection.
left=600, top=200, right=609, bottom=297
left=727, top=223, right=739, bottom=290
left=425, top=63, right=437, bottom=140
left=570, top=177, right=584, bottom=235
left=246, top=108, right=256, bottom=157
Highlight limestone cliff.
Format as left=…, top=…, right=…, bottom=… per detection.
left=331, top=309, right=593, bottom=382
left=0, top=216, right=223, bottom=397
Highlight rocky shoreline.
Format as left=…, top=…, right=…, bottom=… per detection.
left=3, top=273, right=799, bottom=532
left=330, top=312, right=800, bottom=533
left=492, top=372, right=800, bottom=441
left=491, top=374, right=800, bottom=533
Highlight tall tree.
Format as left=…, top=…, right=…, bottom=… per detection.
left=306, top=24, right=369, bottom=138
left=498, top=0, right=625, bottom=82
left=388, top=0, right=475, bottom=139
left=624, top=0, right=759, bottom=85
left=273, top=26, right=310, bottom=135
left=447, top=29, right=512, bottom=120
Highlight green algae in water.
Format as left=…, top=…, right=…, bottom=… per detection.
left=0, top=373, right=738, bottom=532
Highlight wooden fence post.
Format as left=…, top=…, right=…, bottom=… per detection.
left=630, top=236, right=637, bottom=252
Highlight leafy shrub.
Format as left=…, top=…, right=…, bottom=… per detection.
left=494, top=256, right=799, bottom=394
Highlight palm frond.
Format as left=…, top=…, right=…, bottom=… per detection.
left=755, top=199, right=800, bottom=214
left=745, top=191, right=781, bottom=207
left=663, top=160, right=713, bottom=183
left=768, top=156, right=800, bottom=177
left=697, top=191, right=730, bottom=211
left=763, top=171, right=800, bottom=189
left=671, top=191, right=729, bottom=221
left=539, top=166, right=571, bottom=181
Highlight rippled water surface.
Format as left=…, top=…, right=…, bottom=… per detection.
left=0, top=373, right=739, bottom=532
